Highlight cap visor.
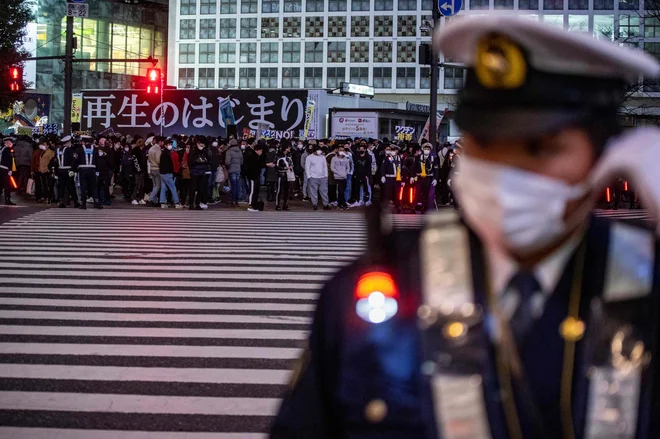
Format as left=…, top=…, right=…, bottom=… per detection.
left=456, top=107, right=586, bottom=139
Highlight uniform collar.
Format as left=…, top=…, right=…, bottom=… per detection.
left=485, top=232, right=582, bottom=300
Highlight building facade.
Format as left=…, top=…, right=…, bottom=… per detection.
left=168, top=0, right=660, bottom=114
left=29, top=0, right=168, bottom=124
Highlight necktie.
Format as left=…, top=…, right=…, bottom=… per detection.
left=507, top=271, right=541, bottom=348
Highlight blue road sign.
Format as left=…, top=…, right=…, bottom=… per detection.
left=438, top=0, right=463, bottom=16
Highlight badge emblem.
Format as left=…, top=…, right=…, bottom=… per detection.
left=475, top=34, right=527, bottom=89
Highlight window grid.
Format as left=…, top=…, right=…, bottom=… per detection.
left=518, top=0, right=539, bottom=8
left=199, top=43, right=215, bottom=64
left=198, top=67, right=215, bottom=88
left=594, top=0, right=614, bottom=9
left=218, top=43, right=236, bottom=63
left=306, top=0, right=325, bottom=11
left=305, top=42, right=324, bottom=62
left=373, top=67, right=392, bottom=88
left=282, top=67, right=300, bottom=88
left=178, top=68, right=195, bottom=88
left=239, top=67, right=256, bottom=88
left=200, top=0, right=217, bottom=14
left=180, top=0, right=197, bottom=15
left=396, top=67, right=415, bottom=89
left=618, top=15, right=639, bottom=38
left=375, top=0, right=393, bottom=9
left=352, top=0, right=370, bottom=10
left=283, top=42, right=301, bottom=63
left=304, top=67, right=323, bottom=88
left=284, top=0, right=302, bottom=11
left=219, top=18, right=236, bottom=39
left=220, top=0, right=237, bottom=13
left=261, top=42, right=279, bottom=63
left=240, top=42, right=257, bottom=63
left=179, top=43, right=195, bottom=64
left=260, top=67, right=278, bottom=88
left=494, top=0, right=514, bottom=8
left=645, top=17, right=660, bottom=38
left=328, top=16, right=347, bottom=37
left=350, top=67, right=369, bottom=85
left=350, top=41, right=369, bottom=62
left=326, top=67, right=346, bottom=88
left=397, top=41, right=416, bottom=63
left=398, top=0, right=416, bottom=10
left=199, top=19, right=216, bottom=39
left=241, top=18, right=257, bottom=39
left=218, top=68, right=236, bottom=88
left=241, top=0, right=258, bottom=12
left=470, top=0, right=489, bottom=9
left=444, top=67, right=465, bottom=89
left=180, top=19, right=196, bottom=39
left=262, top=0, right=280, bottom=13
left=373, top=41, right=392, bottom=62
left=328, top=0, right=347, bottom=11
left=568, top=0, right=588, bottom=9
left=351, top=16, right=370, bottom=37
left=306, top=16, right=325, bottom=37
left=375, top=16, right=393, bottom=37
left=283, top=17, right=301, bottom=37
left=262, top=17, right=280, bottom=38
left=398, top=15, right=417, bottom=37
left=328, top=41, right=347, bottom=62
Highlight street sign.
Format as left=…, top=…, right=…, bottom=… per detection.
left=438, top=0, right=462, bottom=16
left=66, top=3, right=89, bottom=17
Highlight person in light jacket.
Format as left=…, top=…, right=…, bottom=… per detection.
left=305, top=146, right=330, bottom=211
left=330, top=147, right=351, bottom=209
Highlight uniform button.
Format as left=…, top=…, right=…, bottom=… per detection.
left=364, top=399, right=388, bottom=423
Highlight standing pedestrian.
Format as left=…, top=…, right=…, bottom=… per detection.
left=326, top=145, right=337, bottom=206
left=147, top=136, right=163, bottom=205
left=379, top=146, right=397, bottom=206
left=330, top=146, right=350, bottom=210
left=76, top=137, right=102, bottom=209
left=305, top=146, right=330, bottom=211
left=275, top=143, right=293, bottom=211
left=120, top=141, right=134, bottom=201
left=0, top=137, right=16, bottom=205
left=207, top=139, right=221, bottom=203
left=56, top=135, right=79, bottom=208
left=179, top=142, right=192, bottom=207
left=225, top=138, right=243, bottom=206
left=131, top=139, right=147, bottom=205
left=13, top=136, right=32, bottom=194
left=301, top=141, right=313, bottom=201
left=350, top=143, right=372, bottom=206
left=244, top=144, right=265, bottom=212
left=159, top=139, right=183, bottom=209
left=188, top=137, right=211, bottom=210
left=265, top=143, right=278, bottom=202
left=37, top=138, right=55, bottom=205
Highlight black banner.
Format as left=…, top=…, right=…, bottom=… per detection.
left=80, top=89, right=309, bottom=137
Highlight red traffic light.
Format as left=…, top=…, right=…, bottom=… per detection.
left=10, top=66, right=22, bottom=80
left=146, top=68, right=161, bottom=94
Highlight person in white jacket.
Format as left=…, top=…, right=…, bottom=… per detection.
left=330, top=148, right=351, bottom=209
left=305, top=147, right=330, bottom=211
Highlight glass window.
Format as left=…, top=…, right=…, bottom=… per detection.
left=282, top=67, right=300, bottom=88
left=307, top=0, right=325, bottom=11
left=199, top=43, right=216, bottom=63
left=326, top=67, right=346, bottom=88
left=180, top=19, right=196, bottom=39
left=198, top=68, right=215, bottom=88
left=519, top=0, right=538, bottom=9
left=240, top=42, right=257, bottom=63
left=375, top=16, right=393, bottom=36
left=568, top=15, right=588, bottom=32
left=470, top=0, right=489, bottom=9
left=241, top=0, right=258, bottom=12
left=261, top=42, right=279, bottom=63
left=396, top=67, right=415, bottom=89
left=645, top=17, right=660, bottom=37
left=373, top=67, right=392, bottom=88
left=306, top=16, right=325, bottom=37
left=351, top=16, right=370, bottom=37
left=421, top=0, right=432, bottom=8
left=282, top=42, right=301, bottom=62
left=328, top=0, right=347, bottom=10
left=618, top=15, right=640, bottom=38
left=304, top=67, right=323, bottom=88
left=219, top=18, right=236, bottom=38
left=644, top=43, right=660, bottom=91
left=543, top=0, right=562, bottom=9
left=262, top=0, right=280, bottom=12
left=350, top=67, right=369, bottom=85
left=218, top=43, right=236, bottom=63
left=178, top=68, right=195, bottom=89
left=328, top=41, right=347, bottom=62
left=494, top=0, right=514, bottom=8
left=239, top=67, right=256, bottom=88
left=241, top=18, right=257, bottom=38
left=352, top=0, right=370, bottom=10
left=200, top=19, right=216, bottom=39
left=593, top=0, right=613, bottom=9
left=328, top=16, right=347, bottom=37
left=375, top=0, right=393, bottom=9
left=619, top=0, right=638, bottom=10
left=397, top=41, right=417, bottom=62
left=542, top=15, right=564, bottom=28
left=444, top=67, right=465, bottom=89
left=568, top=0, right=587, bottom=9
left=373, top=41, right=392, bottom=62
left=283, top=17, right=301, bottom=37
left=200, top=0, right=217, bottom=14
left=284, top=0, right=302, bottom=11
left=305, top=41, right=324, bottom=62
left=180, top=0, right=197, bottom=15
left=350, top=41, right=369, bottom=62
left=220, top=0, right=237, bottom=13
left=594, top=15, right=614, bottom=40
left=218, top=68, right=236, bottom=88
left=420, top=67, right=431, bottom=89
left=179, top=43, right=196, bottom=64
left=262, top=17, right=280, bottom=38
left=260, top=67, right=278, bottom=88
left=398, top=15, right=417, bottom=36
left=398, top=0, right=416, bottom=10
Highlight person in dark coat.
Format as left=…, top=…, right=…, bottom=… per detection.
left=188, top=137, right=211, bottom=210
left=244, top=144, right=265, bottom=211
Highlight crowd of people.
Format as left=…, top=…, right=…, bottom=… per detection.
left=0, top=133, right=459, bottom=212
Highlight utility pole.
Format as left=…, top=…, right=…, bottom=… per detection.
left=428, top=1, right=440, bottom=149
left=63, top=15, right=74, bottom=135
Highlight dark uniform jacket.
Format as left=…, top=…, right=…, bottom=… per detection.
left=0, top=146, right=14, bottom=171
left=271, top=215, right=660, bottom=439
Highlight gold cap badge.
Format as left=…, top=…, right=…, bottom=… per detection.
left=475, top=34, right=527, bottom=89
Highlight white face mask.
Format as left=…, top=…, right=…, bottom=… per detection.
left=423, top=149, right=431, bottom=155
left=167, top=145, right=173, bottom=150
left=453, top=155, right=590, bottom=256
left=39, top=144, right=47, bottom=150
left=124, top=147, right=129, bottom=152
left=316, top=150, right=323, bottom=155
left=339, top=152, right=345, bottom=157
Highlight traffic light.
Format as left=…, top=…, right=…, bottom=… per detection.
left=146, top=68, right=160, bottom=94
left=8, top=66, right=23, bottom=91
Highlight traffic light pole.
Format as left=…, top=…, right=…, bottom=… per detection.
left=429, top=3, right=441, bottom=149
left=63, top=15, right=74, bottom=134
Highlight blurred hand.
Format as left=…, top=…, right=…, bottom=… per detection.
left=409, top=178, right=414, bottom=184
left=381, top=177, right=386, bottom=184
left=432, top=179, right=437, bottom=187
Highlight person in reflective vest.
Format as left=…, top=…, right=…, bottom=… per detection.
left=270, top=15, right=660, bottom=439
left=0, top=137, right=16, bottom=205
left=415, top=144, right=439, bottom=212
left=76, top=137, right=102, bottom=209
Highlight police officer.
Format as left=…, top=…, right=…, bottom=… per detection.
left=0, top=137, right=16, bottom=205
left=56, top=135, right=80, bottom=208
left=415, top=143, right=438, bottom=212
left=76, top=136, right=102, bottom=209
left=379, top=145, right=397, bottom=206
left=271, top=15, right=660, bottom=439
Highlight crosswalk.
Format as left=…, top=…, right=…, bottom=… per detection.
left=0, top=209, right=368, bottom=438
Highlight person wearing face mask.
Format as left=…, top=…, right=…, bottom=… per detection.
left=330, top=147, right=350, bottom=210
left=379, top=146, right=397, bottom=207
left=435, top=141, right=452, bottom=206
left=244, top=144, right=266, bottom=212
left=37, top=138, right=56, bottom=205
left=55, top=136, right=80, bottom=208
left=224, top=139, right=243, bottom=206
left=158, top=139, right=183, bottom=209
left=275, top=143, right=294, bottom=211
left=350, top=144, right=372, bottom=207
left=414, top=143, right=438, bottom=213
left=188, top=138, right=212, bottom=210
left=75, top=137, right=102, bottom=209
left=305, top=146, right=330, bottom=211
left=119, top=141, right=135, bottom=201
left=271, top=16, right=660, bottom=439
left=300, top=141, right=313, bottom=202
